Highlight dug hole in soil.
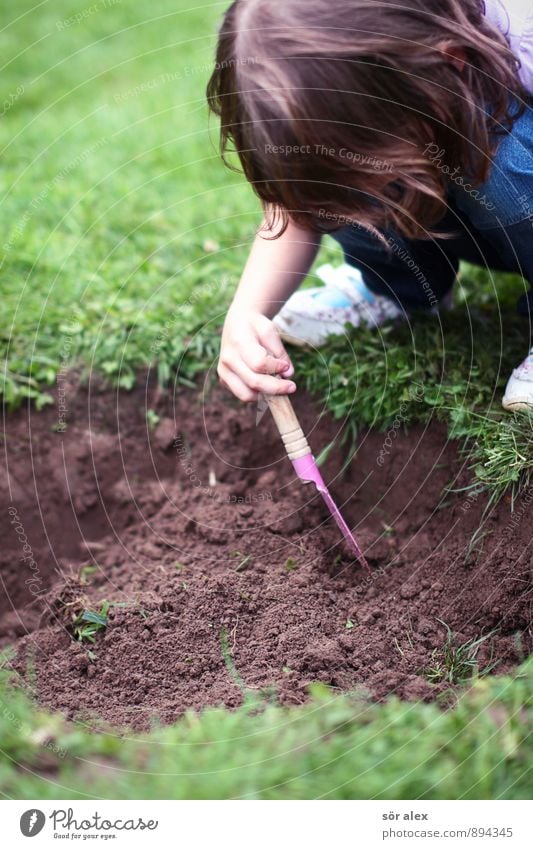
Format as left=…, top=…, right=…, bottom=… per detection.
left=1, top=371, right=531, bottom=730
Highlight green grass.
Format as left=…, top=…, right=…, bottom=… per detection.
left=0, top=0, right=254, bottom=406
left=424, top=621, right=500, bottom=686
left=290, top=307, right=533, bottom=502
left=71, top=601, right=110, bottom=644
left=1, top=0, right=532, bottom=800
left=1, top=1, right=532, bottom=505
left=0, top=660, right=531, bottom=799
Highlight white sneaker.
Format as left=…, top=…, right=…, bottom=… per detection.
left=502, top=348, right=533, bottom=411
left=273, top=264, right=405, bottom=347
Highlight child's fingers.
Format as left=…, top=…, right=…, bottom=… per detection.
left=218, top=368, right=259, bottom=403
left=240, top=337, right=292, bottom=377
left=254, top=317, right=294, bottom=373
left=231, top=359, right=296, bottom=396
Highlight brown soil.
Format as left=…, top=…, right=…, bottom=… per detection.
left=1, top=372, right=531, bottom=729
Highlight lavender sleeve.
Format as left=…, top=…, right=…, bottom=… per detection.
left=484, top=0, right=533, bottom=94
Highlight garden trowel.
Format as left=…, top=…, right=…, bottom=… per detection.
left=265, top=388, right=370, bottom=572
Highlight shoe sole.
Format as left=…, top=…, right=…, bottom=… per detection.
left=502, top=397, right=533, bottom=411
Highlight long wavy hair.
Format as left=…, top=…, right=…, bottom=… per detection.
left=207, top=0, right=525, bottom=239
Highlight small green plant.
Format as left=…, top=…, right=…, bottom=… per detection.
left=79, top=564, right=99, bottom=583
left=283, top=558, right=297, bottom=572
left=425, top=620, right=500, bottom=685
left=345, top=619, right=355, bottom=630
left=233, top=551, right=252, bottom=572
left=315, top=438, right=337, bottom=468
left=146, top=409, right=160, bottom=430
left=72, top=602, right=110, bottom=644
left=220, top=627, right=246, bottom=695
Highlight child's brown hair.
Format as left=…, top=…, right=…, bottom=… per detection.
left=207, top=0, right=525, bottom=240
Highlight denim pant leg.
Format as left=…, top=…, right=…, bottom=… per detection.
left=332, top=103, right=533, bottom=315
left=330, top=224, right=457, bottom=311
left=332, top=206, right=513, bottom=310
left=331, top=210, right=509, bottom=312
left=450, top=101, right=533, bottom=317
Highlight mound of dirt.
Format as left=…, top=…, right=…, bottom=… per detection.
left=1, top=372, right=531, bottom=729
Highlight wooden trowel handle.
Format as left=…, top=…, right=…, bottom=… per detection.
left=265, top=391, right=311, bottom=461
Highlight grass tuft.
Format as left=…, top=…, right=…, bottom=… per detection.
left=425, top=620, right=500, bottom=686
left=71, top=601, right=110, bottom=644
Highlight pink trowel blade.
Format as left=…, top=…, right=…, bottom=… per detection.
left=264, top=384, right=369, bottom=571
left=292, top=454, right=370, bottom=573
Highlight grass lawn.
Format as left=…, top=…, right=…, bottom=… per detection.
left=0, top=0, right=532, bottom=799
left=1, top=661, right=532, bottom=799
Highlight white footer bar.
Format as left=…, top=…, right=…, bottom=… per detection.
left=2, top=800, right=530, bottom=848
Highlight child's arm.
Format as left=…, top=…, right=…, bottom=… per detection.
left=218, top=217, right=322, bottom=401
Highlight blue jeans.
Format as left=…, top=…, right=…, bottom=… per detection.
left=332, top=102, right=533, bottom=316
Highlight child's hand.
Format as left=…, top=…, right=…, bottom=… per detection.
left=218, top=310, right=296, bottom=402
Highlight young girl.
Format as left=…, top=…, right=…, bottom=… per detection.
left=207, top=0, right=533, bottom=410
